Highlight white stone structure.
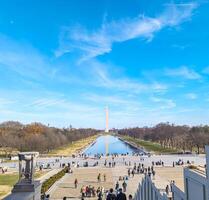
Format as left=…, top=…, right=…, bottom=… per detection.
left=5, top=152, right=41, bottom=200
left=134, top=175, right=169, bottom=200
left=134, top=146, right=209, bottom=200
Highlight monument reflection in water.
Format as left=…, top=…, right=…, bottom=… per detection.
left=84, top=135, right=143, bottom=155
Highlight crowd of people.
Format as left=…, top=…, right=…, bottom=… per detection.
left=80, top=185, right=104, bottom=198
left=80, top=186, right=132, bottom=200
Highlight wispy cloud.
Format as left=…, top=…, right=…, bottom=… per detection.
left=150, top=96, right=176, bottom=109
left=84, top=93, right=143, bottom=109
left=56, top=2, right=198, bottom=61
left=172, top=44, right=190, bottom=50
left=0, top=98, right=15, bottom=106
left=165, top=66, right=201, bottom=80
left=91, top=62, right=167, bottom=93
left=186, top=93, right=197, bottom=100
left=202, top=66, right=209, bottom=74
left=28, top=98, right=67, bottom=108
left=0, top=34, right=58, bottom=81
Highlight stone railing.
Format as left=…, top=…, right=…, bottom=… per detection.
left=134, top=175, right=169, bottom=200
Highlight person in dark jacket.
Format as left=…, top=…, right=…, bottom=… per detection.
left=106, top=188, right=116, bottom=200
left=116, top=188, right=127, bottom=200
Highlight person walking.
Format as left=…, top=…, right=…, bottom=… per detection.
left=97, top=173, right=101, bottom=182
left=98, top=190, right=103, bottom=200
left=122, top=181, right=127, bottom=192
left=74, top=178, right=78, bottom=188
left=81, top=185, right=86, bottom=197
left=115, top=181, right=119, bottom=191
left=116, top=188, right=127, bottom=200
left=104, top=173, right=106, bottom=182
left=131, top=169, right=135, bottom=177
left=165, top=185, right=169, bottom=195
left=106, top=188, right=116, bottom=200
left=152, top=170, right=155, bottom=179
left=128, top=169, right=130, bottom=177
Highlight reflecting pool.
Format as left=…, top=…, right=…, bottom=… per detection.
left=84, top=135, right=143, bottom=155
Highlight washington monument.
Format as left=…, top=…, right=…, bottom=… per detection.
left=105, top=106, right=109, bottom=133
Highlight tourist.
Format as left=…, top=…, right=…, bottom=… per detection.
left=86, top=185, right=89, bottom=197
left=109, top=162, right=112, bottom=167
left=148, top=171, right=151, bottom=177
left=106, top=188, right=116, bottom=200
left=122, top=181, right=127, bottom=192
left=74, top=178, right=78, bottom=188
left=97, top=188, right=103, bottom=200
left=134, top=163, right=136, bottom=170
left=105, top=159, right=107, bottom=166
left=81, top=185, right=86, bottom=197
left=165, top=185, right=169, bottom=195
left=98, top=173, right=101, bottom=182
left=98, top=191, right=103, bottom=200
left=137, top=166, right=140, bottom=174
left=115, top=181, right=119, bottom=191
left=131, top=169, right=135, bottom=177
left=128, top=194, right=133, bottom=200
left=92, top=186, right=96, bottom=197
left=104, top=173, right=106, bottom=182
left=152, top=170, right=155, bottom=179
left=116, top=188, right=127, bottom=200
left=128, top=169, right=131, bottom=176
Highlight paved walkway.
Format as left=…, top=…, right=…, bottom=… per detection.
left=49, top=167, right=114, bottom=200
left=111, top=166, right=143, bottom=196
left=49, top=166, right=143, bottom=200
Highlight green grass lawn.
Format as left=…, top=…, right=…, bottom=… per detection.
left=0, top=170, right=48, bottom=186
left=121, top=135, right=178, bottom=154
left=0, top=174, right=18, bottom=186
left=0, top=170, right=49, bottom=199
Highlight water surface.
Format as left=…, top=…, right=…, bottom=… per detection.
left=84, top=135, right=142, bottom=155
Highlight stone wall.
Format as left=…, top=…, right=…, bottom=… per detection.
left=134, top=175, right=169, bottom=200
left=134, top=145, right=209, bottom=200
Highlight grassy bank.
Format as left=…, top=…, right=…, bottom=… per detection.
left=121, top=135, right=178, bottom=154
left=0, top=170, right=48, bottom=198
left=48, top=134, right=98, bottom=156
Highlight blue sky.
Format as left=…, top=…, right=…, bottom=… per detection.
left=0, top=0, right=209, bottom=128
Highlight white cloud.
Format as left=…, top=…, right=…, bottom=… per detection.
left=56, top=2, right=198, bottom=61
left=92, top=62, right=167, bottom=93
left=172, top=44, right=190, bottom=50
left=186, top=93, right=197, bottom=100
left=165, top=66, right=201, bottom=80
left=150, top=96, right=176, bottom=109
left=0, top=98, right=15, bottom=109
left=0, top=34, right=58, bottom=81
left=28, top=98, right=67, bottom=108
left=202, top=66, right=209, bottom=74
left=84, top=93, right=143, bottom=109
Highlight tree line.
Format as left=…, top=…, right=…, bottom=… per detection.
left=117, top=122, right=209, bottom=154
left=0, top=121, right=99, bottom=154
